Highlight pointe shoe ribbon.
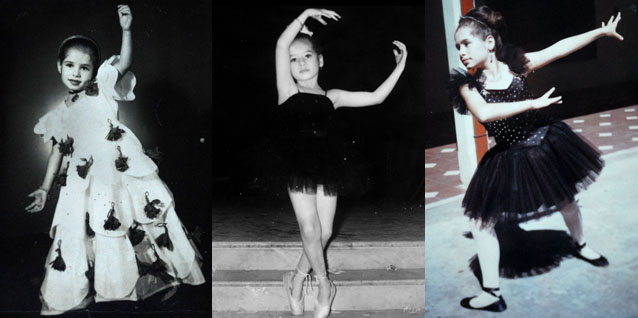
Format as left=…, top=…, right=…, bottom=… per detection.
left=283, top=269, right=310, bottom=316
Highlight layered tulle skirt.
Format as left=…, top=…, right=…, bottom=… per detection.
left=463, top=120, right=604, bottom=226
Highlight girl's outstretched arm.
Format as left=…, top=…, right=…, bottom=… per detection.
left=276, top=8, right=340, bottom=104
left=114, top=4, right=133, bottom=75
left=25, top=144, right=63, bottom=213
left=460, top=85, right=562, bottom=123
left=525, top=12, right=623, bottom=73
left=330, top=41, right=407, bottom=108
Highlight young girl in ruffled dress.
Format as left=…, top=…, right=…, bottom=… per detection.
left=449, top=5, right=623, bottom=312
left=25, top=5, right=205, bottom=315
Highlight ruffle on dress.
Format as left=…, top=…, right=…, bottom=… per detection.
left=448, top=44, right=530, bottom=115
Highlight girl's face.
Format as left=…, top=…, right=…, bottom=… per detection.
left=454, top=26, right=493, bottom=69
left=289, top=39, right=323, bottom=82
left=57, top=48, right=95, bottom=92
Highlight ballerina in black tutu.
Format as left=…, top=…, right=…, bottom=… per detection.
left=449, top=5, right=623, bottom=312
left=275, top=8, right=407, bottom=318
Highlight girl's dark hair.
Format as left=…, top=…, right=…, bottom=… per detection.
left=458, top=6, right=506, bottom=60
left=292, top=34, right=324, bottom=55
left=57, top=35, right=101, bottom=78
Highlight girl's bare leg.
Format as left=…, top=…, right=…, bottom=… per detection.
left=468, top=219, right=502, bottom=307
left=291, top=185, right=337, bottom=303
left=560, top=201, right=602, bottom=259
left=288, top=187, right=334, bottom=304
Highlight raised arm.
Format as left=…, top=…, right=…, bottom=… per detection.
left=330, top=41, right=407, bottom=108
left=525, top=12, right=623, bottom=73
left=276, top=9, right=340, bottom=104
left=113, top=4, right=133, bottom=75
left=460, top=85, right=562, bottom=122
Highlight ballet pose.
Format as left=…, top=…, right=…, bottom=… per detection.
left=276, top=8, right=407, bottom=317
left=449, top=5, right=622, bottom=312
left=26, top=5, right=205, bottom=315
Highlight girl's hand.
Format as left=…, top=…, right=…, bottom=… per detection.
left=392, top=40, right=407, bottom=66
left=118, top=4, right=133, bottom=31
left=601, top=12, right=623, bottom=41
left=25, top=189, right=48, bottom=213
left=531, top=87, right=562, bottom=109
left=302, top=8, right=340, bottom=26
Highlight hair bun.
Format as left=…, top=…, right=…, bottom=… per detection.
left=470, top=5, right=505, bottom=31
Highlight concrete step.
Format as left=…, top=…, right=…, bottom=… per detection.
left=212, top=269, right=424, bottom=311
left=212, top=241, right=424, bottom=270
left=211, top=309, right=426, bottom=317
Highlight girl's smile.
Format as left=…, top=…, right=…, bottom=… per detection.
left=57, top=48, right=94, bottom=92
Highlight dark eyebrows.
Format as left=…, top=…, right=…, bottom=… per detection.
left=63, top=61, right=93, bottom=69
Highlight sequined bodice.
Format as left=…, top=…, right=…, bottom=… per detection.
left=480, top=74, right=550, bottom=146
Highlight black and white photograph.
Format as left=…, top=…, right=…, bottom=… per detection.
left=425, top=0, right=638, bottom=317
left=0, top=1, right=211, bottom=316
left=212, top=5, right=426, bottom=318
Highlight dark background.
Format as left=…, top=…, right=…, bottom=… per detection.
left=424, top=0, right=638, bottom=148
left=0, top=0, right=211, bottom=316
left=213, top=6, right=426, bottom=204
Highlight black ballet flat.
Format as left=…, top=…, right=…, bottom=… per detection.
left=460, top=287, right=507, bottom=312
left=574, top=242, right=609, bottom=267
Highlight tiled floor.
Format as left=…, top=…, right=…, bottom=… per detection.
left=425, top=105, right=638, bottom=206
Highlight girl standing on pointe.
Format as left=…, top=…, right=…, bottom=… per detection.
left=449, top=5, right=623, bottom=312
left=276, top=8, right=407, bottom=318
left=25, top=5, right=205, bottom=315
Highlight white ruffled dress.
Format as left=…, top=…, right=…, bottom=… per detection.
left=34, top=56, right=205, bottom=315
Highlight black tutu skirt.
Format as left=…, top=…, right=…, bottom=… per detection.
left=463, top=120, right=604, bottom=225
left=281, top=131, right=372, bottom=197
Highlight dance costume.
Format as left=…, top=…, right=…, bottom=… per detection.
left=449, top=47, right=604, bottom=226
left=278, top=92, right=371, bottom=196
left=34, top=56, right=205, bottom=315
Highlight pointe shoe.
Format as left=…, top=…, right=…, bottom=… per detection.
left=574, top=242, right=609, bottom=267
left=283, top=269, right=309, bottom=315
left=460, top=287, right=507, bottom=312
left=313, top=274, right=337, bottom=318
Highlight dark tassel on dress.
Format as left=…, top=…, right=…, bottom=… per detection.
left=136, top=256, right=151, bottom=276
left=106, top=119, right=125, bottom=141
left=144, top=146, right=163, bottom=166
left=128, top=221, right=145, bottom=246
left=144, top=191, right=164, bottom=219
left=155, top=223, right=173, bottom=251
left=76, top=156, right=93, bottom=179
left=148, top=244, right=174, bottom=283
left=85, top=263, right=94, bottom=281
left=85, top=212, right=95, bottom=237
left=115, top=146, right=129, bottom=172
left=54, top=162, right=70, bottom=187
left=58, top=136, right=74, bottom=157
left=50, top=241, right=66, bottom=271
left=103, top=202, right=121, bottom=231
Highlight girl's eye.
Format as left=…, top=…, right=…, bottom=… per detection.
left=81, top=67, right=89, bottom=71
left=305, top=54, right=312, bottom=58
left=290, top=58, right=297, bottom=62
